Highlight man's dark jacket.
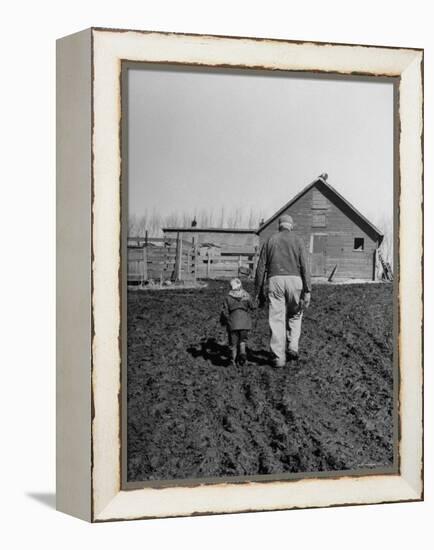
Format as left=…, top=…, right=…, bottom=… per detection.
left=255, top=228, right=311, bottom=295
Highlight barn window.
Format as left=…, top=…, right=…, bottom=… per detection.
left=312, top=213, right=326, bottom=227
left=312, top=189, right=328, bottom=209
left=354, top=238, right=364, bottom=251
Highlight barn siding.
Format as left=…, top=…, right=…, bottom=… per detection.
left=258, top=184, right=379, bottom=280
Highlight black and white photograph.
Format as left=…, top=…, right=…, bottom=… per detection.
left=124, top=64, right=397, bottom=484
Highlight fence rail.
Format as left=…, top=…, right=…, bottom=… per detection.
left=127, top=234, right=258, bottom=284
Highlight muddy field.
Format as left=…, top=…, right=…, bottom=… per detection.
left=127, top=281, right=395, bottom=482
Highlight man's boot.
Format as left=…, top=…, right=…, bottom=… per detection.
left=287, top=349, right=299, bottom=362
left=238, top=342, right=247, bottom=366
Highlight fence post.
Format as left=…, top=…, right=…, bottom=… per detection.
left=142, top=244, right=148, bottom=283
left=161, top=241, right=168, bottom=284
left=177, top=234, right=183, bottom=281
left=193, top=242, right=198, bottom=282
left=207, top=249, right=212, bottom=278
left=191, top=237, right=196, bottom=282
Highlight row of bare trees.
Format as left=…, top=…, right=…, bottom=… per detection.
left=128, top=207, right=266, bottom=237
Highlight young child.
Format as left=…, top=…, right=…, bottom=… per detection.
left=220, top=278, right=255, bottom=366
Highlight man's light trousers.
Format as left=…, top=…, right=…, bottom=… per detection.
left=268, top=275, right=304, bottom=364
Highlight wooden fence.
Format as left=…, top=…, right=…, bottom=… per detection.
left=127, top=235, right=258, bottom=284
left=195, top=248, right=257, bottom=280
left=128, top=235, right=197, bottom=284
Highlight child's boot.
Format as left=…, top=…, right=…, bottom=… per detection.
left=229, top=345, right=237, bottom=366
left=238, top=342, right=247, bottom=366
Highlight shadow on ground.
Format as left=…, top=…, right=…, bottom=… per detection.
left=187, top=337, right=272, bottom=366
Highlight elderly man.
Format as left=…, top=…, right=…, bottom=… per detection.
left=255, top=214, right=311, bottom=367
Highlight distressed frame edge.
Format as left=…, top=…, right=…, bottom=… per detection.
left=94, top=476, right=421, bottom=523
left=90, top=25, right=424, bottom=54
left=90, top=29, right=423, bottom=522
left=396, top=51, right=424, bottom=500
left=56, top=27, right=93, bottom=522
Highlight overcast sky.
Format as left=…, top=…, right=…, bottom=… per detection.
left=128, top=66, right=394, bottom=227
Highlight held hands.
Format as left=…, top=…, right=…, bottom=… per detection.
left=256, top=292, right=267, bottom=309
left=300, top=291, right=311, bottom=310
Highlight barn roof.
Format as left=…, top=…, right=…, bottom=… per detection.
left=162, top=227, right=257, bottom=234
left=257, top=175, right=384, bottom=243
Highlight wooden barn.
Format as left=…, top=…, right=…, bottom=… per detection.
left=257, top=174, right=384, bottom=281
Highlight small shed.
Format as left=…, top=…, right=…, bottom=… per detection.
left=257, top=175, right=384, bottom=281
left=162, top=227, right=259, bottom=279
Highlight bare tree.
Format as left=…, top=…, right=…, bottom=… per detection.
left=372, top=213, right=394, bottom=269
left=165, top=211, right=182, bottom=228
left=246, top=208, right=256, bottom=229
left=128, top=214, right=139, bottom=236
left=137, top=211, right=148, bottom=237
left=218, top=206, right=225, bottom=228
left=197, top=207, right=217, bottom=228
left=226, top=207, right=243, bottom=228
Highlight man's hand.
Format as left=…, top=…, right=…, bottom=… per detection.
left=301, top=291, right=311, bottom=310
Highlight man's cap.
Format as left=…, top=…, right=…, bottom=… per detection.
left=279, top=214, right=294, bottom=225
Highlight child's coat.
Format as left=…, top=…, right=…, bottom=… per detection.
left=221, top=289, right=255, bottom=331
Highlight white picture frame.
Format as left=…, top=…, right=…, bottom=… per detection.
left=56, top=27, right=423, bottom=522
